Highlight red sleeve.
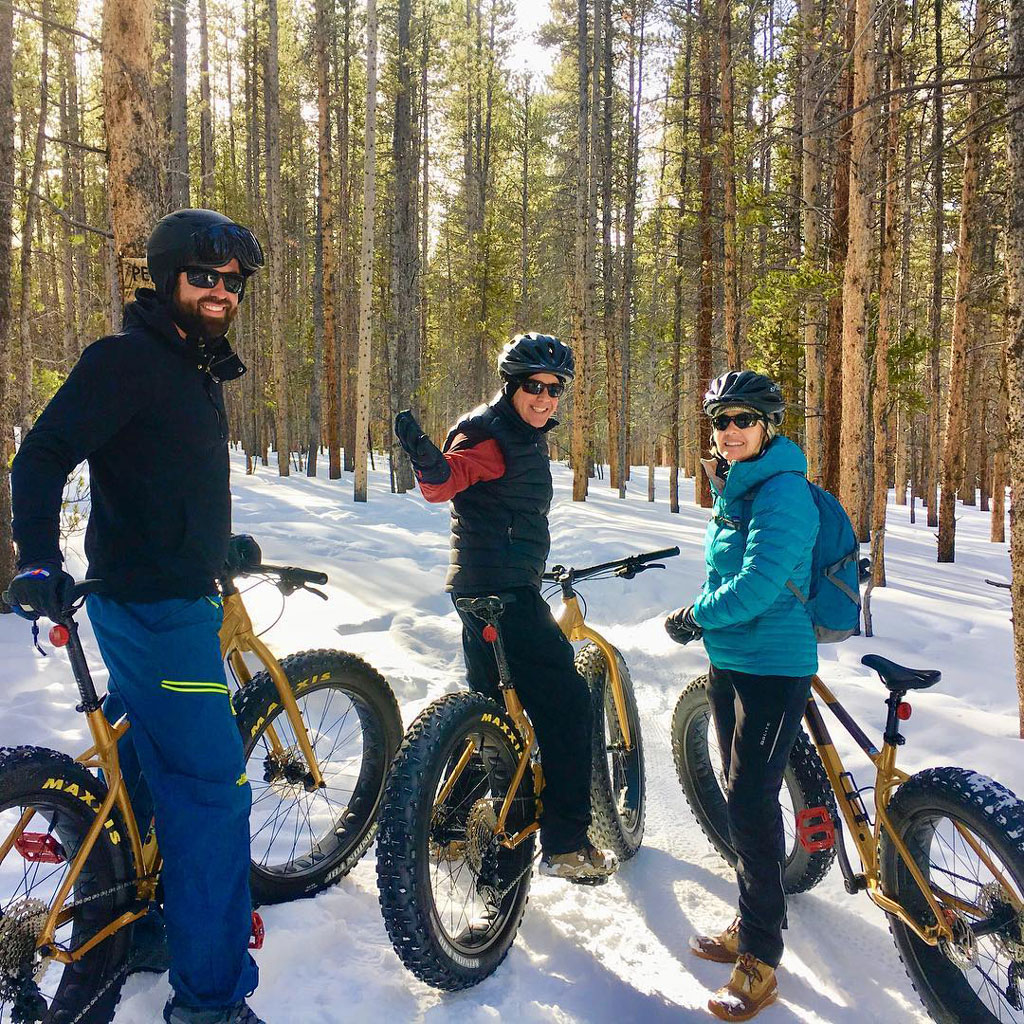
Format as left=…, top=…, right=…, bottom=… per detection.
left=419, top=435, right=505, bottom=502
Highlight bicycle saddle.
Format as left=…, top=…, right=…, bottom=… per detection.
left=861, top=654, right=941, bottom=692
left=455, top=595, right=514, bottom=619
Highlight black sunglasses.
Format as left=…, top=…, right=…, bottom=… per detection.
left=711, top=411, right=763, bottom=431
left=519, top=379, right=566, bottom=399
left=182, top=266, right=246, bottom=295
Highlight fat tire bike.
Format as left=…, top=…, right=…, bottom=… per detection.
left=376, top=547, right=678, bottom=990
left=0, top=551, right=402, bottom=1023
left=672, top=656, right=1024, bottom=1023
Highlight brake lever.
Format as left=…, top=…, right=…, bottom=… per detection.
left=302, top=585, right=329, bottom=601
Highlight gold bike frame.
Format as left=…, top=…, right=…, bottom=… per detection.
left=805, top=675, right=1023, bottom=947
left=0, top=588, right=324, bottom=964
left=434, top=591, right=633, bottom=852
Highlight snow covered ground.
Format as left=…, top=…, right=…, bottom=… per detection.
left=1, top=451, right=1020, bottom=1023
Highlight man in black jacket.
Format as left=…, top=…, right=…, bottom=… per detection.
left=7, top=210, right=266, bottom=1024
left=395, top=333, right=617, bottom=882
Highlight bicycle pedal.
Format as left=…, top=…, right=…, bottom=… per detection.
left=568, top=874, right=609, bottom=887
left=844, top=874, right=867, bottom=894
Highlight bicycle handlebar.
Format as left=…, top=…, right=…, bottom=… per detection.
left=251, top=564, right=329, bottom=588
left=542, top=546, right=680, bottom=584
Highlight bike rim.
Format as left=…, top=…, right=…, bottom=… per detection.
left=0, top=799, right=118, bottom=1018
left=901, top=809, right=1024, bottom=1022
left=425, top=725, right=533, bottom=958
left=604, top=686, right=641, bottom=833
left=247, top=684, right=386, bottom=879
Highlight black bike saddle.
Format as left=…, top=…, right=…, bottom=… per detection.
left=861, top=654, right=941, bottom=692
left=454, top=594, right=516, bottom=619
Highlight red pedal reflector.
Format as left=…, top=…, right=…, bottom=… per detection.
left=249, top=911, right=265, bottom=950
left=795, top=806, right=835, bottom=852
left=897, top=702, right=912, bottom=721
left=482, top=624, right=498, bottom=643
left=15, top=833, right=64, bottom=864
left=49, top=624, right=70, bottom=647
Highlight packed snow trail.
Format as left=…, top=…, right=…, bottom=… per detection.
left=1, top=452, right=1019, bottom=1023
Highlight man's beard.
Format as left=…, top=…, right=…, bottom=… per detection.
left=171, top=293, right=238, bottom=339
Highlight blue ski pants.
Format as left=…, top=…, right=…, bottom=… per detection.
left=87, top=595, right=259, bottom=1009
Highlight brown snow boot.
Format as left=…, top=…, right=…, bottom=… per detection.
left=689, top=916, right=740, bottom=963
left=707, top=952, right=778, bottom=1022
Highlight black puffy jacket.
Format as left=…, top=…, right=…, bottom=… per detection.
left=445, top=395, right=555, bottom=594
left=11, top=290, right=245, bottom=602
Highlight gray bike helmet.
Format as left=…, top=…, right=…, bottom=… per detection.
left=703, top=370, right=785, bottom=425
left=147, top=209, right=265, bottom=301
left=498, top=333, right=576, bottom=382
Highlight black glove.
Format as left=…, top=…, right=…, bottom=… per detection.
left=665, top=604, right=703, bottom=645
left=225, top=534, right=263, bottom=575
left=394, top=411, right=450, bottom=485
left=4, top=561, right=76, bottom=622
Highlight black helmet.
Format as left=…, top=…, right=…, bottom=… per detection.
left=703, top=370, right=785, bottom=424
left=147, top=209, right=265, bottom=300
left=498, top=333, right=575, bottom=382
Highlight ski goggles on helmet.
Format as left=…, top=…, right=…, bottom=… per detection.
left=190, top=222, right=265, bottom=274
left=518, top=379, right=567, bottom=399
left=182, top=266, right=247, bottom=294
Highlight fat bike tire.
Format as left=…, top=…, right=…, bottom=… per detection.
left=670, top=675, right=837, bottom=894
left=0, top=746, right=134, bottom=1024
left=376, top=691, right=536, bottom=990
left=577, top=643, right=646, bottom=860
left=234, top=649, right=402, bottom=905
left=881, top=767, right=1024, bottom=1024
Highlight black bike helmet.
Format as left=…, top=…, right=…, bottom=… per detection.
left=703, top=370, right=785, bottom=425
left=498, top=333, right=575, bottom=382
left=147, top=209, right=265, bottom=301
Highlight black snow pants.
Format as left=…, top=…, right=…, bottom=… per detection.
left=454, top=587, right=593, bottom=855
left=707, top=663, right=812, bottom=968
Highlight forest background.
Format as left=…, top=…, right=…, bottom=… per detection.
left=0, top=0, right=1023, bottom=728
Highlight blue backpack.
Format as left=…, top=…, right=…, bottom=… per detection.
left=741, top=476, right=862, bottom=643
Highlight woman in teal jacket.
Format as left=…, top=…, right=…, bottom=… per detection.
left=666, top=370, right=818, bottom=1023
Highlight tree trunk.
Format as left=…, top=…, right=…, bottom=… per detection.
left=1006, top=0, right=1024, bottom=735
left=0, top=0, right=15, bottom=585
left=601, top=0, right=619, bottom=493
left=169, top=0, right=189, bottom=207
left=838, top=0, right=874, bottom=541
left=17, top=3, right=50, bottom=434
left=571, top=0, right=591, bottom=502
left=102, top=0, right=163, bottom=301
left=695, top=0, right=714, bottom=509
left=57, top=22, right=80, bottom=369
left=198, top=0, right=214, bottom=203
left=937, top=0, right=988, bottom=562
left=389, top=0, right=419, bottom=494
left=993, top=353, right=1008, bottom=544
left=266, top=0, right=288, bottom=475
left=926, top=0, right=944, bottom=528
left=800, top=0, right=822, bottom=481
left=822, top=0, right=854, bottom=498
left=316, top=0, right=341, bottom=477
left=868, top=0, right=903, bottom=595
left=338, top=0, right=355, bottom=471
left=719, top=0, right=740, bottom=368
left=354, top=0, right=378, bottom=502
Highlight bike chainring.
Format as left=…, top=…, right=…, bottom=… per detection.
left=0, top=898, right=51, bottom=1002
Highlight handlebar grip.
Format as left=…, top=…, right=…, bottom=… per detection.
left=640, top=546, right=680, bottom=562
left=258, top=564, right=329, bottom=587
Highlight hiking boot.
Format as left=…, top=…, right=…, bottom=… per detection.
left=689, top=916, right=740, bottom=963
left=707, top=953, right=778, bottom=1022
left=163, top=998, right=266, bottom=1024
left=539, top=842, right=618, bottom=883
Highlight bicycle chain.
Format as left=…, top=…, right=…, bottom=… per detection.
left=478, top=851, right=539, bottom=906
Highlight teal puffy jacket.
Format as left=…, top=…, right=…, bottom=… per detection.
left=692, top=436, right=819, bottom=677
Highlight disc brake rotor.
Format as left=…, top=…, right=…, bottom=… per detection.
left=939, top=908, right=979, bottom=971
left=0, top=898, right=51, bottom=999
